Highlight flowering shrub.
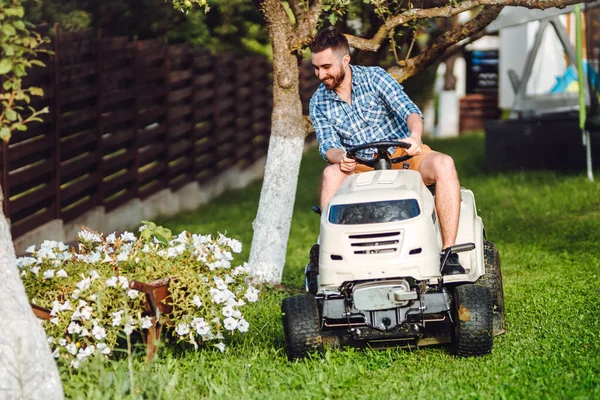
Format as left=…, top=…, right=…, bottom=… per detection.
left=19, top=222, right=259, bottom=368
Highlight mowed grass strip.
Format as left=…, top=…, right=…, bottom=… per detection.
left=62, top=134, right=600, bottom=399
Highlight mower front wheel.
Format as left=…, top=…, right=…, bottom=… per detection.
left=452, top=284, right=493, bottom=357
left=282, top=294, right=323, bottom=360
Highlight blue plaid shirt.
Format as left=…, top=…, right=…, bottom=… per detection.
left=309, top=65, right=423, bottom=160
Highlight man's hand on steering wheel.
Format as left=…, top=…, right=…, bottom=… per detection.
left=339, top=152, right=356, bottom=172
left=398, top=136, right=423, bottom=156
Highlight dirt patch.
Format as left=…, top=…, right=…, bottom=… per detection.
left=458, top=305, right=472, bottom=322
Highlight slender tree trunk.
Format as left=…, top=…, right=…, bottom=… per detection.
left=249, top=0, right=308, bottom=283
left=0, top=189, right=64, bottom=400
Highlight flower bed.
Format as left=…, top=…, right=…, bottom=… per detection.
left=18, top=222, right=259, bottom=368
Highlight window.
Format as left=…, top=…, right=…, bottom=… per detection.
left=328, top=199, right=420, bottom=225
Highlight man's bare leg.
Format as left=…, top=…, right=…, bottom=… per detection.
left=418, top=152, right=461, bottom=249
left=320, top=163, right=353, bottom=210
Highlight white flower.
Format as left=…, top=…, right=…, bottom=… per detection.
left=30, top=266, right=40, bottom=276
left=26, top=245, right=36, bottom=253
left=89, top=270, right=100, bottom=280
left=79, top=328, right=90, bottom=337
left=245, top=286, right=259, bottom=303
left=16, top=257, right=36, bottom=269
left=192, top=296, right=202, bottom=308
left=67, top=322, right=83, bottom=335
left=47, top=336, right=55, bottom=344
left=116, top=251, right=130, bottom=262
left=77, top=345, right=95, bottom=361
left=232, top=264, right=248, bottom=276
left=106, top=233, right=116, bottom=244
left=66, top=343, right=77, bottom=355
left=127, top=289, right=139, bottom=299
left=103, top=253, right=113, bottom=263
left=56, top=242, right=68, bottom=252
left=191, top=318, right=210, bottom=335
left=106, top=276, right=118, bottom=287
left=118, top=276, right=129, bottom=289
left=70, top=360, right=81, bottom=369
left=214, top=276, right=228, bottom=290
left=124, top=323, right=135, bottom=336
left=120, top=231, right=136, bottom=242
left=223, top=317, right=238, bottom=331
left=80, top=306, right=93, bottom=320
left=56, top=269, right=68, bottom=278
left=175, top=323, right=190, bottom=336
left=87, top=293, right=97, bottom=302
left=237, top=318, right=249, bottom=333
left=59, top=338, right=67, bottom=347
left=60, top=300, right=73, bottom=312
left=222, top=305, right=234, bottom=318
left=78, top=230, right=102, bottom=243
left=141, top=316, right=153, bottom=329
left=85, top=252, right=101, bottom=264
left=214, top=342, right=226, bottom=353
left=210, top=288, right=226, bottom=304
left=50, top=317, right=59, bottom=325
left=111, top=310, right=123, bottom=326
left=90, top=324, right=106, bottom=340
left=232, top=309, right=243, bottom=319
left=97, top=343, right=111, bottom=355
left=141, top=244, right=151, bottom=253
left=51, top=348, right=60, bottom=358
left=71, top=289, right=81, bottom=299
left=43, top=269, right=55, bottom=279
left=77, top=277, right=91, bottom=291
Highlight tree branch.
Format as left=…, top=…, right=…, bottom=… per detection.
left=294, top=0, right=324, bottom=48
left=347, top=0, right=596, bottom=52
left=387, top=6, right=503, bottom=82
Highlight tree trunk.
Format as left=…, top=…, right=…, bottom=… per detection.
left=0, top=189, right=64, bottom=399
left=248, top=0, right=308, bottom=283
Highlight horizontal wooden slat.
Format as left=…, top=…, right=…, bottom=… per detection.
left=61, top=175, right=99, bottom=202
left=60, top=108, right=98, bottom=129
left=167, top=140, right=191, bottom=160
left=60, top=154, right=99, bottom=181
left=8, top=136, right=53, bottom=163
left=103, top=171, right=135, bottom=196
left=104, top=190, right=135, bottom=212
left=61, top=196, right=95, bottom=223
left=9, top=184, right=55, bottom=215
left=168, top=105, right=192, bottom=122
left=102, top=152, right=134, bottom=174
left=168, top=87, right=193, bottom=103
left=9, top=159, right=54, bottom=188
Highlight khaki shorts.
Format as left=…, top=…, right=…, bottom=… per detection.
left=354, top=144, right=433, bottom=173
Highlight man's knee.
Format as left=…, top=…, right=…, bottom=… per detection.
left=420, top=152, right=457, bottom=184
left=322, top=163, right=345, bottom=184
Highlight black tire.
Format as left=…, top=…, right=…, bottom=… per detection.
left=477, top=241, right=506, bottom=335
left=306, top=244, right=320, bottom=295
left=309, top=244, right=319, bottom=265
left=281, top=294, right=323, bottom=360
left=452, top=284, right=493, bottom=357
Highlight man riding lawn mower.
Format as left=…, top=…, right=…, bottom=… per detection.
left=280, top=28, right=505, bottom=359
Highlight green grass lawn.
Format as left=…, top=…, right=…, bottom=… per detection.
left=62, top=134, right=600, bottom=399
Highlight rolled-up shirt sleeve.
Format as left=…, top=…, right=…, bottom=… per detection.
left=372, top=67, right=423, bottom=122
left=310, top=98, right=343, bottom=160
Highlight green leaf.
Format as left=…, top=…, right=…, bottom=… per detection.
left=1, top=23, right=16, bottom=37
left=13, top=20, right=25, bottom=31
left=0, top=59, right=12, bottom=74
left=3, top=79, right=12, bottom=91
left=4, top=7, right=25, bottom=18
left=2, top=44, right=14, bottom=56
left=0, top=127, right=11, bottom=142
left=29, top=86, right=44, bottom=96
left=5, top=109, right=17, bottom=121
left=16, top=124, right=27, bottom=131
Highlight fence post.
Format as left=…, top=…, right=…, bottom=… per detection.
left=163, top=45, right=171, bottom=187
left=53, top=23, right=61, bottom=220
left=2, top=141, right=8, bottom=219
left=132, top=37, right=140, bottom=197
left=96, top=28, right=104, bottom=207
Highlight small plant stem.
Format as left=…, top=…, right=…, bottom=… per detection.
left=127, top=333, right=136, bottom=397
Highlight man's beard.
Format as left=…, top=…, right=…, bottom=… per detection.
left=322, top=68, right=345, bottom=90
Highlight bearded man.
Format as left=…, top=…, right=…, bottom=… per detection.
left=309, top=27, right=465, bottom=274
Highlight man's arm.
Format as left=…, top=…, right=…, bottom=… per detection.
left=325, top=148, right=356, bottom=172
left=402, top=113, right=424, bottom=156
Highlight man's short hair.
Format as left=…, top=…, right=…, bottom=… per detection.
left=309, top=27, right=350, bottom=55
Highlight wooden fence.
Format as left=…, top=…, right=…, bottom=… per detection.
left=1, top=26, right=288, bottom=239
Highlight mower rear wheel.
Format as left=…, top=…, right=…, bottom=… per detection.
left=282, top=294, right=323, bottom=360
left=478, top=241, right=506, bottom=335
left=452, top=284, right=493, bottom=357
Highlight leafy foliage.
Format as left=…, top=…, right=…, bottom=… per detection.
left=0, top=0, right=50, bottom=142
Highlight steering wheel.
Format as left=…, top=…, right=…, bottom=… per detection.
left=346, top=140, right=412, bottom=170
